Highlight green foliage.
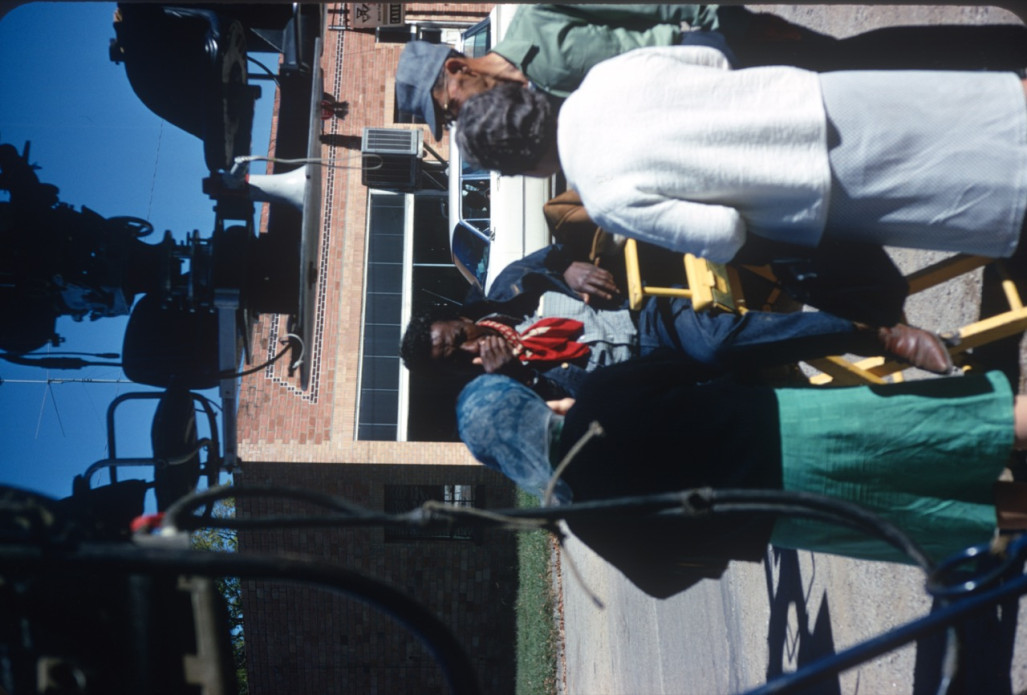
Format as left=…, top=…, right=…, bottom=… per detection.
left=514, top=490, right=558, bottom=695
left=190, top=498, right=247, bottom=695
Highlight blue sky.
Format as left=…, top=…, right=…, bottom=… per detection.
left=0, top=2, right=274, bottom=505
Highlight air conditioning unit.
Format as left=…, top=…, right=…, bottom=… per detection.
left=361, top=128, right=423, bottom=191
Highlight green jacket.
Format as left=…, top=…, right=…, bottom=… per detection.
left=492, top=4, right=723, bottom=98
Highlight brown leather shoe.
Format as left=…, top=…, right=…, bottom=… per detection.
left=878, top=324, right=955, bottom=374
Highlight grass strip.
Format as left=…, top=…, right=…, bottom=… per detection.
left=514, top=490, right=559, bottom=695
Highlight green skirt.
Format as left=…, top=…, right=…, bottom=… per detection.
left=770, top=371, right=1014, bottom=564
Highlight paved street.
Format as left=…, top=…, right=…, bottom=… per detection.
left=555, top=5, right=1027, bottom=694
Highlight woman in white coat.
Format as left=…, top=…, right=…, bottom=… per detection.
left=455, top=45, right=1027, bottom=264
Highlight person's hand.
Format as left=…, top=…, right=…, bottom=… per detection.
left=472, top=335, right=518, bottom=373
left=563, top=261, right=619, bottom=303
left=546, top=398, right=576, bottom=415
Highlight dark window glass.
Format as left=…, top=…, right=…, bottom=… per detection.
left=412, top=196, right=451, bottom=264
left=383, top=485, right=482, bottom=541
left=359, top=193, right=468, bottom=442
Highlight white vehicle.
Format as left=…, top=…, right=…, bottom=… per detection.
left=448, top=5, right=553, bottom=297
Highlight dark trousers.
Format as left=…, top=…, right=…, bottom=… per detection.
left=717, top=7, right=1027, bottom=73
left=637, top=296, right=865, bottom=371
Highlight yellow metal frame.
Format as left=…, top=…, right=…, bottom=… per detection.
left=808, top=255, right=1027, bottom=384
left=624, top=242, right=1027, bottom=386
left=624, top=238, right=692, bottom=309
left=624, top=239, right=745, bottom=314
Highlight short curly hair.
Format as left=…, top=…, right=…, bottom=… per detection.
left=455, top=83, right=557, bottom=176
left=399, top=305, right=463, bottom=371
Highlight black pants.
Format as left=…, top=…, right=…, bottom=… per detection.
left=717, top=7, right=1027, bottom=73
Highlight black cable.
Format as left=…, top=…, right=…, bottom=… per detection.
left=164, top=484, right=381, bottom=532
left=7, top=351, right=120, bottom=358
left=246, top=55, right=280, bottom=87
left=704, top=489, right=936, bottom=572
left=927, top=534, right=1027, bottom=599
left=0, top=353, right=122, bottom=370
left=216, top=338, right=293, bottom=379
left=166, top=485, right=936, bottom=571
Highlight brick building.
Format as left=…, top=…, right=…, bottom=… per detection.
left=235, top=4, right=527, bottom=693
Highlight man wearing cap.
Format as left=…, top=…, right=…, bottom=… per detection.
left=395, top=4, right=723, bottom=141
left=396, top=4, right=1027, bottom=140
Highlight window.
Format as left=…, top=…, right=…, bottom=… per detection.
left=357, top=191, right=469, bottom=441
left=460, top=17, right=490, bottom=58
left=358, top=192, right=406, bottom=441
left=383, top=484, right=482, bottom=542
left=449, top=171, right=491, bottom=291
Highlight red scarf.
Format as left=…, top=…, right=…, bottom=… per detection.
left=476, top=317, right=590, bottom=363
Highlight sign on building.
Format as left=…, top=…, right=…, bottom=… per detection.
left=349, top=3, right=405, bottom=29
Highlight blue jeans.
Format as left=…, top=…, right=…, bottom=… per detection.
left=637, top=296, right=858, bottom=371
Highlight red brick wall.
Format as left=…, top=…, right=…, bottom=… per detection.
left=239, top=461, right=518, bottom=694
